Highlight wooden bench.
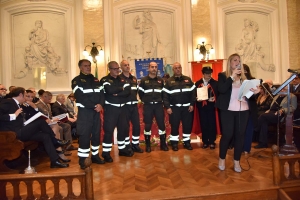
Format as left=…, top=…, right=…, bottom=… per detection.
left=0, top=131, right=38, bottom=173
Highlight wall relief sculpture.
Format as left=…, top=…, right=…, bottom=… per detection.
left=14, top=20, right=67, bottom=79
left=133, top=10, right=161, bottom=58
left=235, top=18, right=275, bottom=72
left=122, top=9, right=174, bottom=77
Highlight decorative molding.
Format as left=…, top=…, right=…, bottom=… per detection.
left=217, top=0, right=277, bottom=4
left=0, top=0, right=13, bottom=4
left=238, top=0, right=257, bottom=3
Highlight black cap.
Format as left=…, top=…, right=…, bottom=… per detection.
left=202, top=67, right=213, bottom=74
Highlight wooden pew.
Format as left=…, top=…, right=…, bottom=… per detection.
left=0, top=131, right=38, bottom=173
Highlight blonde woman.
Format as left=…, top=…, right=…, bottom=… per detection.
left=216, top=53, right=258, bottom=173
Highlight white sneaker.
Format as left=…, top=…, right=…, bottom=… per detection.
left=234, top=160, right=242, bottom=173
left=219, top=158, right=225, bottom=171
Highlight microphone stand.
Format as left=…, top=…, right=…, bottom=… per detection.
left=261, top=83, right=281, bottom=150
left=272, top=74, right=299, bottom=154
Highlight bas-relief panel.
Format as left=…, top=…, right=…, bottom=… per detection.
left=225, top=12, right=275, bottom=80
left=217, top=0, right=277, bottom=4
left=12, top=13, right=69, bottom=90
left=122, top=9, right=174, bottom=75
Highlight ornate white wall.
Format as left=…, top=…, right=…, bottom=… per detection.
left=211, top=0, right=289, bottom=83
left=0, top=0, right=83, bottom=93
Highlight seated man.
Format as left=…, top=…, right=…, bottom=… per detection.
left=0, top=87, right=69, bottom=168
left=0, top=84, right=7, bottom=102
left=52, top=94, right=78, bottom=150
left=21, top=89, right=71, bottom=162
left=254, top=86, right=297, bottom=148
left=36, top=91, right=74, bottom=157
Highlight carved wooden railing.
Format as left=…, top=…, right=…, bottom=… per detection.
left=0, top=158, right=94, bottom=200
left=272, top=145, right=300, bottom=187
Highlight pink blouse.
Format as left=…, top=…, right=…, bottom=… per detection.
left=228, top=84, right=249, bottom=111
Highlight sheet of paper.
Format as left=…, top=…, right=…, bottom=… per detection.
left=197, top=86, right=208, bottom=100
left=238, top=79, right=260, bottom=100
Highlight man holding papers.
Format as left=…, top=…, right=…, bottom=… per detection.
left=0, top=87, right=69, bottom=168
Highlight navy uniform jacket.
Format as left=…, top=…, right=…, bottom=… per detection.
left=138, top=75, right=164, bottom=104
left=163, top=75, right=196, bottom=109
left=72, top=72, right=104, bottom=109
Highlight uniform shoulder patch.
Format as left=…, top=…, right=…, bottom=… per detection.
left=80, top=79, right=86, bottom=82
left=145, top=80, right=149, bottom=83
left=73, top=80, right=76, bottom=84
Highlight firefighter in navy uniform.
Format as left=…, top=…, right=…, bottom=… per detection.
left=100, top=61, right=132, bottom=163
left=138, top=61, right=169, bottom=152
left=120, top=60, right=144, bottom=153
left=72, top=59, right=105, bottom=169
left=162, top=62, right=196, bottom=151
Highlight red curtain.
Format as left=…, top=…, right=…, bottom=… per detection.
left=191, top=59, right=224, bottom=82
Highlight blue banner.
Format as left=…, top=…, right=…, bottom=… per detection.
left=135, top=58, right=164, bottom=79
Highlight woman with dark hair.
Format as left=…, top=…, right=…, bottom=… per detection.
left=243, top=64, right=258, bottom=154
left=256, top=83, right=273, bottom=116
left=38, top=89, right=45, bottom=97
left=252, top=83, right=273, bottom=142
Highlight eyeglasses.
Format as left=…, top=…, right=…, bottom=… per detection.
left=110, top=68, right=120, bottom=70
left=0, top=88, right=7, bottom=91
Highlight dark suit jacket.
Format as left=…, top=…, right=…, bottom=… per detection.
left=215, top=72, right=234, bottom=111
left=51, top=101, right=74, bottom=118
left=0, top=99, right=24, bottom=133
left=21, top=103, right=39, bottom=120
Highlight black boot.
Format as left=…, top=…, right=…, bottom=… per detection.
left=79, top=157, right=86, bottom=169
left=126, top=144, right=134, bottom=155
left=171, top=141, right=178, bottom=151
left=91, top=154, right=105, bottom=164
left=160, top=134, right=169, bottom=151
left=102, top=153, right=113, bottom=163
left=145, top=135, right=151, bottom=153
left=183, top=141, right=193, bottom=150
left=119, top=148, right=134, bottom=157
left=132, top=144, right=144, bottom=153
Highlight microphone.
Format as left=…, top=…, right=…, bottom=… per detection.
left=236, top=65, right=241, bottom=76
left=260, top=79, right=263, bottom=84
left=287, top=69, right=299, bottom=74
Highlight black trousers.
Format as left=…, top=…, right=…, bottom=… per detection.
left=17, top=118, right=59, bottom=162
left=143, top=104, right=165, bottom=133
left=103, top=105, right=128, bottom=153
left=77, top=108, right=100, bottom=157
left=198, top=106, right=216, bottom=145
left=257, top=111, right=282, bottom=145
left=124, top=104, right=140, bottom=145
left=168, top=106, right=193, bottom=142
left=219, top=110, right=249, bottom=160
